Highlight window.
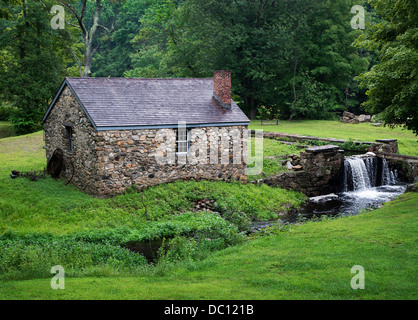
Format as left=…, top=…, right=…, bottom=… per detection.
left=176, top=128, right=190, bottom=154
left=65, top=126, right=73, bottom=152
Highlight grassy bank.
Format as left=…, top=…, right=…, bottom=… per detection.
left=0, top=134, right=305, bottom=235
left=249, top=120, right=418, bottom=157
left=0, top=128, right=416, bottom=300
left=0, top=131, right=305, bottom=282
left=1, top=191, right=416, bottom=299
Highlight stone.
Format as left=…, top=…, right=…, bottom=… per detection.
left=44, top=91, right=248, bottom=197
left=343, top=111, right=355, bottom=119
left=405, top=184, right=418, bottom=193
left=305, top=145, right=340, bottom=153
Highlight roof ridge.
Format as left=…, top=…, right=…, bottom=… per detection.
left=66, top=77, right=213, bottom=81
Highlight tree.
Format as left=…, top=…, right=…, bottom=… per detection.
left=129, top=0, right=368, bottom=120
left=283, top=0, right=369, bottom=120
left=0, top=0, right=73, bottom=133
left=355, top=0, right=418, bottom=134
left=56, top=0, right=118, bottom=77
left=0, top=0, right=21, bottom=20
left=92, top=0, right=149, bottom=77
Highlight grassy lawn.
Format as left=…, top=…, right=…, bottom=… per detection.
left=249, top=120, right=418, bottom=157
left=247, top=137, right=301, bottom=181
left=0, top=126, right=416, bottom=300
left=1, top=192, right=416, bottom=300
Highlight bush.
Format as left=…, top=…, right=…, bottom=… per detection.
left=0, top=104, right=16, bottom=121
left=0, top=212, right=245, bottom=280
left=0, top=238, right=148, bottom=280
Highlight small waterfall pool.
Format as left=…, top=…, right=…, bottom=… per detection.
left=294, top=155, right=406, bottom=222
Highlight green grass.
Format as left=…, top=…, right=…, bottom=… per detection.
left=0, top=134, right=305, bottom=235
left=1, top=192, right=416, bottom=300
left=0, top=127, right=416, bottom=300
left=0, top=131, right=306, bottom=283
left=250, top=120, right=418, bottom=157
left=247, top=137, right=301, bottom=181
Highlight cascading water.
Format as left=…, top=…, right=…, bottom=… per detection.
left=343, top=156, right=398, bottom=192
left=296, top=155, right=406, bottom=223
left=343, top=157, right=371, bottom=191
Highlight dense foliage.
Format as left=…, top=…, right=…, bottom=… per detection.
left=0, top=0, right=416, bottom=134
left=0, top=0, right=74, bottom=133
left=355, top=0, right=418, bottom=134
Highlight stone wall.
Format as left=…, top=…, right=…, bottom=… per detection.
left=44, top=87, right=248, bottom=196
left=257, top=131, right=398, bottom=154
left=44, top=85, right=100, bottom=194
left=95, top=126, right=248, bottom=196
left=377, top=153, right=418, bottom=183
left=254, top=145, right=345, bottom=197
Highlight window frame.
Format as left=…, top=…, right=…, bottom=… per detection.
left=176, top=128, right=190, bottom=155
left=65, top=125, right=73, bottom=153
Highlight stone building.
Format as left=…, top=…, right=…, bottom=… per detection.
left=42, top=71, right=250, bottom=196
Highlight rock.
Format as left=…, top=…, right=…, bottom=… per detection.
left=343, top=111, right=355, bottom=119
left=309, top=193, right=339, bottom=203
left=406, top=184, right=418, bottom=193
left=358, top=114, right=366, bottom=122
left=292, top=165, right=302, bottom=171
left=285, top=161, right=293, bottom=170
left=372, top=123, right=382, bottom=127
left=352, top=118, right=359, bottom=124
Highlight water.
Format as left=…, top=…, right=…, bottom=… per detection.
left=295, top=155, right=406, bottom=222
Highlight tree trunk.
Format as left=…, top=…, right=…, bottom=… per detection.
left=248, top=96, right=257, bottom=120
left=83, top=37, right=93, bottom=77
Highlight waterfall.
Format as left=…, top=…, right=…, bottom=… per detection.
left=381, top=158, right=398, bottom=185
left=343, top=156, right=398, bottom=192
left=344, top=158, right=371, bottom=191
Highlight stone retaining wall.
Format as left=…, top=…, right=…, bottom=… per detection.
left=253, top=130, right=398, bottom=154
left=376, top=152, right=418, bottom=182
left=254, top=145, right=345, bottom=197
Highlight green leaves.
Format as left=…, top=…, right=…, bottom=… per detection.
left=355, top=0, right=418, bottom=134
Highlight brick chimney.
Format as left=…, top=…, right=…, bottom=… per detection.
left=213, top=70, right=231, bottom=109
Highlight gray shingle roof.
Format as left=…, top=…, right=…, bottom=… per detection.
left=44, top=77, right=249, bottom=130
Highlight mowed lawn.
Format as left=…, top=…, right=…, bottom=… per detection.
left=249, top=120, right=418, bottom=157
left=1, top=191, right=417, bottom=300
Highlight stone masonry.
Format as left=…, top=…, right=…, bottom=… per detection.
left=44, top=85, right=248, bottom=196
left=256, top=145, right=345, bottom=197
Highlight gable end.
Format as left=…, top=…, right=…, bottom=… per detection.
left=42, top=79, right=97, bottom=130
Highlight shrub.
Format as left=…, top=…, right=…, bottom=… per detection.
left=0, top=238, right=147, bottom=280
left=0, top=103, right=16, bottom=121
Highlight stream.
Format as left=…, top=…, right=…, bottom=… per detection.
left=251, top=154, right=407, bottom=230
